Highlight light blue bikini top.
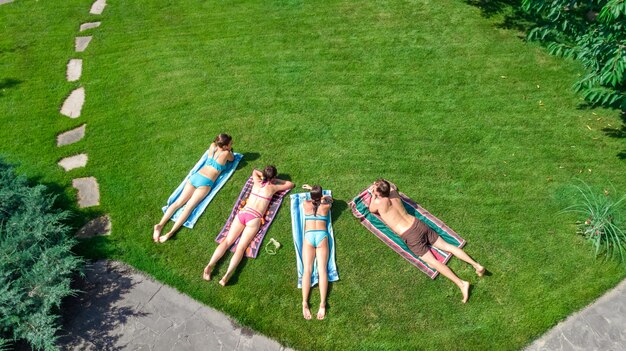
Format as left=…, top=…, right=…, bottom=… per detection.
left=304, top=213, right=329, bottom=222
left=205, top=146, right=227, bottom=172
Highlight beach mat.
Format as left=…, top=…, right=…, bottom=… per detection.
left=162, top=151, right=243, bottom=229
left=215, top=176, right=290, bottom=258
left=291, top=191, right=339, bottom=288
left=349, top=184, right=465, bottom=279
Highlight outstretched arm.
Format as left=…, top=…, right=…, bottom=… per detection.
left=272, top=179, right=295, bottom=192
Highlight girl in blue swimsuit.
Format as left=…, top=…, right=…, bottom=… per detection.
left=301, top=184, right=333, bottom=320
left=153, top=134, right=234, bottom=243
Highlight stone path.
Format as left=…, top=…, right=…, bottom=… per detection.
left=58, top=153, right=88, bottom=171
left=59, top=260, right=291, bottom=351
left=89, top=0, right=106, bottom=15
left=54, top=0, right=106, bottom=209
left=75, top=36, right=92, bottom=52
left=66, top=59, right=82, bottom=82
left=60, top=87, right=85, bottom=118
left=80, top=21, right=101, bottom=31
left=72, top=177, right=100, bottom=207
left=526, top=278, right=626, bottom=351
left=57, top=124, right=86, bottom=146
left=76, top=215, right=111, bottom=238
left=0, top=0, right=14, bottom=6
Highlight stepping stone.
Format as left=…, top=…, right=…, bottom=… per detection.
left=89, top=0, right=107, bottom=15
left=66, top=59, right=82, bottom=82
left=79, top=22, right=101, bottom=32
left=72, top=177, right=100, bottom=208
left=60, top=87, right=85, bottom=118
left=76, top=215, right=111, bottom=238
left=58, top=154, right=88, bottom=171
left=75, top=36, right=92, bottom=52
left=57, top=124, right=86, bottom=146
left=0, top=0, right=15, bottom=6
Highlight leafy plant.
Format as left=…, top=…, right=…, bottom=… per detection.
left=0, top=159, right=82, bottom=351
left=564, top=181, right=626, bottom=262
left=523, top=0, right=626, bottom=110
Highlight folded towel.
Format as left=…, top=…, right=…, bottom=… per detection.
left=349, top=184, right=465, bottom=279
left=291, top=191, right=340, bottom=288
left=162, top=150, right=243, bottom=228
left=215, top=176, right=291, bottom=258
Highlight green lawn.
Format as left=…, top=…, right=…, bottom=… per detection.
left=1, top=0, right=625, bottom=350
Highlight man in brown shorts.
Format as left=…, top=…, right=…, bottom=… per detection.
left=368, top=179, right=485, bottom=303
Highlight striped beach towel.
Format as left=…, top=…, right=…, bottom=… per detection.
left=291, top=191, right=339, bottom=289
left=162, top=151, right=243, bottom=229
left=349, top=185, right=465, bottom=279
left=215, top=176, right=291, bottom=258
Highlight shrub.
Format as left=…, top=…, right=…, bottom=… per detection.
left=564, top=181, right=626, bottom=263
left=0, top=159, right=82, bottom=350
left=523, top=0, right=626, bottom=110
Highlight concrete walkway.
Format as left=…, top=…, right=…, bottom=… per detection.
left=526, top=279, right=626, bottom=351
left=59, top=260, right=291, bottom=351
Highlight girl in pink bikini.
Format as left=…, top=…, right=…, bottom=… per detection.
left=203, top=166, right=294, bottom=286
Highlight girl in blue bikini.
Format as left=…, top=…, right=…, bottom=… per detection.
left=301, top=184, right=332, bottom=320
left=153, top=134, right=234, bottom=243
left=203, top=166, right=294, bottom=286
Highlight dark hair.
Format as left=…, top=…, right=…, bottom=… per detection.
left=214, top=133, right=232, bottom=148
left=262, top=165, right=277, bottom=181
left=375, top=179, right=391, bottom=197
left=310, top=185, right=323, bottom=216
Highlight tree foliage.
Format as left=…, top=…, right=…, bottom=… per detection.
left=523, top=0, right=626, bottom=109
left=0, top=160, right=82, bottom=350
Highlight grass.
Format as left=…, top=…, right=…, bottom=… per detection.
left=1, top=0, right=625, bottom=350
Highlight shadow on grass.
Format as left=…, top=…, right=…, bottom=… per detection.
left=25, top=175, right=115, bottom=260
left=237, top=152, right=260, bottom=169
left=0, top=77, right=22, bottom=97
left=57, top=260, right=148, bottom=350
left=331, top=199, right=348, bottom=222
left=601, top=111, right=626, bottom=159
left=209, top=252, right=250, bottom=286
left=463, top=0, right=534, bottom=32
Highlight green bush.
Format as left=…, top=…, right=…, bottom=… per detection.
left=565, top=181, right=626, bottom=263
left=523, top=0, right=626, bottom=110
left=0, top=160, right=82, bottom=350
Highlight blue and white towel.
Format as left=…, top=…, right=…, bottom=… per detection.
left=162, top=150, right=243, bottom=228
left=290, top=191, right=339, bottom=288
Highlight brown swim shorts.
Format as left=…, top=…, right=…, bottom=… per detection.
left=400, top=218, right=439, bottom=256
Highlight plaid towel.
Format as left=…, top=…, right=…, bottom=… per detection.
left=349, top=184, right=465, bottom=279
left=215, top=176, right=291, bottom=258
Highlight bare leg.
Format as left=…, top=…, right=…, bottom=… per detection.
left=219, top=220, right=261, bottom=286
left=316, top=238, right=329, bottom=320
left=420, top=251, right=470, bottom=303
left=432, top=237, right=485, bottom=276
left=159, top=186, right=211, bottom=243
left=203, top=217, right=246, bottom=280
left=154, top=182, right=196, bottom=242
left=301, top=240, right=316, bottom=320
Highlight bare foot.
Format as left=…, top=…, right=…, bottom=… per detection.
left=460, top=281, right=470, bottom=303
left=219, top=274, right=230, bottom=287
left=302, top=302, right=312, bottom=320
left=475, top=264, right=486, bottom=277
left=317, top=304, right=326, bottom=320
left=202, top=265, right=213, bottom=281
left=153, top=225, right=162, bottom=242
left=158, top=232, right=173, bottom=243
